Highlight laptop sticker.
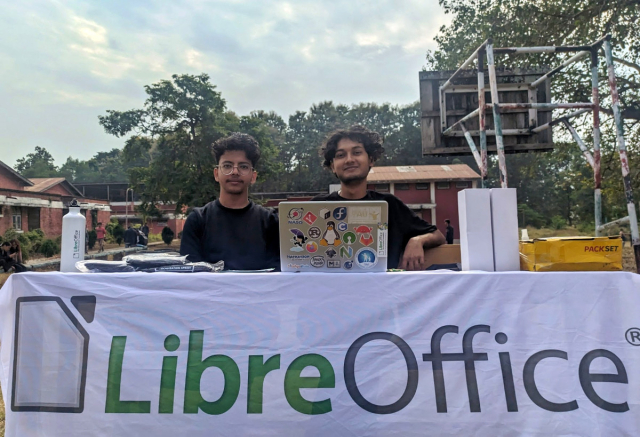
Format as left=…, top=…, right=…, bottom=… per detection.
left=348, top=206, right=381, bottom=224
left=333, top=207, right=347, bottom=221
left=306, top=241, right=318, bottom=253
left=325, top=248, right=337, bottom=258
left=319, top=221, right=342, bottom=246
left=319, top=209, right=331, bottom=219
left=337, top=221, right=348, bottom=232
left=356, top=248, right=378, bottom=269
left=340, top=246, right=353, bottom=259
left=342, top=231, right=357, bottom=245
left=290, top=229, right=308, bottom=252
left=308, top=226, right=321, bottom=239
left=354, top=225, right=374, bottom=246
left=303, top=211, right=318, bottom=225
left=311, top=256, right=325, bottom=268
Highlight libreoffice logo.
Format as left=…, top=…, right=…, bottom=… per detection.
left=11, top=296, right=95, bottom=413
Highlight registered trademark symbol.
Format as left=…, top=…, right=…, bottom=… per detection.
left=625, top=328, right=640, bottom=346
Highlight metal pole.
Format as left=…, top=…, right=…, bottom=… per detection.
left=530, top=108, right=591, bottom=133
left=441, top=39, right=490, bottom=91
left=562, top=120, right=595, bottom=168
left=604, top=39, right=640, bottom=272
left=460, top=124, right=483, bottom=171
left=492, top=102, right=594, bottom=110
left=441, top=108, right=481, bottom=136
left=591, top=49, right=603, bottom=236
left=477, top=49, right=488, bottom=187
left=530, top=51, right=591, bottom=88
left=486, top=42, right=508, bottom=188
left=125, top=188, right=133, bottom=228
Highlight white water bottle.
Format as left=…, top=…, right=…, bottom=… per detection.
left=60, top=199, right=86, bottom=272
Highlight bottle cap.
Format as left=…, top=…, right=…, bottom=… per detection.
left=69, top=198, right=80, bottom=208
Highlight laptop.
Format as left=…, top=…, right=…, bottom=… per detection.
left=279, top=201, right=389, bottom=273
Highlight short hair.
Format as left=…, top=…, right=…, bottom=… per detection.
left=445, top=219, right=451, bottom=224
left=212, top=133, right=261, bottom=167
left=320, top=125, right=384, bottom=168
left=1, top=242, right=10, bottom=247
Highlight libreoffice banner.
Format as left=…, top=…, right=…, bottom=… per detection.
left=1, top=271, right=640, bottom=436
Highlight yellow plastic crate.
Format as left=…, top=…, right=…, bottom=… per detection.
left=519, top=236, right=622, bottom=272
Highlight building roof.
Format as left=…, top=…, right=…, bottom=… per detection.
left=0, top=160, right=34, bottom=187
left=25, top=177, right=84, bottom=197
left=367, top=164, right=480, bottom=183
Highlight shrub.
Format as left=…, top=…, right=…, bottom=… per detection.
left=550, top=216, right=566, bottom=230
left=177, top=231, right=183, bottom=239
left=112, top=224, right=125, bottom=246
left=161, top=226, right=174, bottom=245
left=87, top=230, right=97, bottom=250
left=147, top=232, right=162, bottom=243
left=517, top=204, right=546, bottom=228
left=40, top=239, right=60, bottom=258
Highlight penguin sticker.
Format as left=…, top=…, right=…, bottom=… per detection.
left=319, top=221, right=342, bottom=246
left=290, top=229, right=308, bottom=252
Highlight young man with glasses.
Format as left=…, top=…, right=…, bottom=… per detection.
left=180, top=133, right=279, bottom=270
left=312, top=125, right=445, bottom=271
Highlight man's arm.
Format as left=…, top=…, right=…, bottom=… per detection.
left=399, top=230, right=446, bottom=271
left=179, top=211, right=204, bottom=262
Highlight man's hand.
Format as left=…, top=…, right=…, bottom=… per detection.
left=399, top=230, right=446, bottom=271
left=399, top=237, right=425, bottom=271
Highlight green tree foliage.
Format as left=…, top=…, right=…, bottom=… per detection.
left=427, top=0, right=640, bottom=228
left=100, top=73, right=282, bottom=213
left=14, top=146, right=59, bottom=178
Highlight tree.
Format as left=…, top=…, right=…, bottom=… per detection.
left=426, top=0, right=640, bottom=227
left=14, top=146, right=59, bottom=178
left=100, top=74, right=281, bottom=212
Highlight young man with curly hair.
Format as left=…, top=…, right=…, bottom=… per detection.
left=180, top=133, right=280, bottom=270
left=312, top=125, right=445, bottom=270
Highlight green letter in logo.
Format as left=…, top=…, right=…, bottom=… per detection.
left=159, top=334, right=181, bottom=414
left=105, top=336, right=151, bottom=413
left=284, top=354, right=335, bottom=415
left=184, top=330, right=240, bottom=415
left=247, top=355, right=281, bottom=414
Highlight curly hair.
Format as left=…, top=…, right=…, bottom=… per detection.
left=212, top=133, right=261, bottom=167
left=319, top=125, right=384, bottom=168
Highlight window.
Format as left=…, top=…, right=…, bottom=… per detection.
left=374, top=184, right=390, bottom=192
left=12, top=208, right=22, bottom=230
left=436, top=182, right=450, bottom=189
left=28, top=208, right=40, bottom=231
left=394, top=183, right=409, bottom=191
left=416, top=183, right=430, bottom=190
left=456, top=181, right=470, bottom=188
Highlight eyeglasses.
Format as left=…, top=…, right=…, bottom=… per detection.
left=217, top=163, right=254, bottom=175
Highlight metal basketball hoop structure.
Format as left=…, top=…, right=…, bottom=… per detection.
left=438, top=34, right=640, bottom=272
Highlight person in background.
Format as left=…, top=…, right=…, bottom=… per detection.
left=445, top=219, right=454, bottom=245
left=95, top=222, right=106, bottom=252
left=620, top=230, right=627, bottom=247
left=9, top=239, right=27, bottom=272
left=141, top=222, right=150, bottom=238
left=124, top=225, right=138, bottom=248
left=0, top=242, right=14, bottom=272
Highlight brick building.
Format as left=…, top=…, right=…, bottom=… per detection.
left=0, top=161, right=110, bottom=237
left=73, top=182, right=187, bottom=235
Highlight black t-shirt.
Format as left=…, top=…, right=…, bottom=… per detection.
left=180, top=200, right=280, bottom=270
left=311, top=190, right=438, bottom=268
left=446, top=225, right=454, bottom=244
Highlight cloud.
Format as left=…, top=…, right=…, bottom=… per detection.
left=0, top=0, right=449, bottom=166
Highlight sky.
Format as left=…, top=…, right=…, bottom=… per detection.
left=0, top=0, right=450, bottom=167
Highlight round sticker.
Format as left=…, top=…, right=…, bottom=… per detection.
left=310, top=256, right=325, bottom=268
left=337, top=221, right=348, bottom=232
left=306, top=241, right=318, bottom=253
left=342, top=231, right=357, bottom=245
left=355, top=247, right=378, bottom=269
left=288, top=208, right=303, bottom=220
left=333, top=207, right=347, bottom=221
left=343, top=260, right=354, bottom=270
left=308, top=226, right=321, bottom=239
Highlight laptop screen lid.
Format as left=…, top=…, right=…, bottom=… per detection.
left=279, top=201, right=388, bottom=273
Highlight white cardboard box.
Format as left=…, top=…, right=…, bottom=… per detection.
left=490, top=188, right=520, bottom=271
left=458, top=189, right=495, bottom=271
